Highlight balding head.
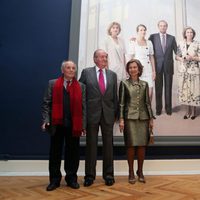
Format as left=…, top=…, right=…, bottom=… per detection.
left=61, top=60, right=76, bottom=80
left=93, top=49, right=108, bottom=69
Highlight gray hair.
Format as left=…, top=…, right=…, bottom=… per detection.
left=61, top=60, right=76, bottom=71
left=157, top=20, right=168, bottom=27
left=93, top=49, right=107, bottom=58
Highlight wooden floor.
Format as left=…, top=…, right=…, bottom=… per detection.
left=0, top=175, right=200, bottom=200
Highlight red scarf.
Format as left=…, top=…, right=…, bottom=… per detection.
left=52, top=76, right=83, bottom=137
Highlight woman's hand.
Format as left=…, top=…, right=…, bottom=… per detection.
left=119, top=119, right=124, bottom=133
left=185, top=54, right=193, bottom=61
left=152, top=71, right=156, bottom=81
left=149, top=119, right=153, bottom=130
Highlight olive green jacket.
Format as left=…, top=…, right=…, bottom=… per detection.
left=119, top=79, right=153, bottom=120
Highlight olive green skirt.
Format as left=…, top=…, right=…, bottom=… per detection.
left=124, top=119, right=149, bottom=147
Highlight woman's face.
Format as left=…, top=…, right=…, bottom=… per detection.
left=137, top=26, right=146, bottom=38
left=128, top=62, right=139, bottom=78
left=110, top=24, right=120, bottom=36
left=185, top=28, right=194, bottom=40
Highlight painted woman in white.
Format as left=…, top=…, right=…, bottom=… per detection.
left=104, top=22, right=127, bottom=89
left=128, top=24, right=156, bottom=101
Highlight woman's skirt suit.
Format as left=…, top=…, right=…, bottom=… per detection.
left=176, top=40, right=200, bottom=106
left=119, top=79, right=153, bottom=146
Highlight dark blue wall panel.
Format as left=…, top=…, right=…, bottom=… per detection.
left=0, top=0, right=72, bottom=159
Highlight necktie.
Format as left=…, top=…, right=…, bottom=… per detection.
left=161, top=34, right=166, bottom=53
left=66, top=80, right=70, bottom=92
left=98, top=69, right=105, bottom=94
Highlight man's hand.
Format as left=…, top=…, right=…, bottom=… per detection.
left=82, top=129, right=86, bottom=136
left=41, top=122, right=50, bottom=132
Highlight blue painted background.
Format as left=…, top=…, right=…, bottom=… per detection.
left=0, top=0, right=71, bottom=159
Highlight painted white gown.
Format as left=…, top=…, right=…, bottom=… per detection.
left=128, top=40, right=154, bottom=87
left=104, top=35, right=127, bottom=88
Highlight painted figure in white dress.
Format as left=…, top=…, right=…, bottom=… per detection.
left=104, top=22, right=127, bottom=89
left=128, top=24, right=156, bottom=101
left=102, top=22, right=127, bottom=136
left=176, top=27, right=200, bottom=120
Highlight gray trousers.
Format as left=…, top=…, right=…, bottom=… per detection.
left=85, top=114, right=114, bottom=180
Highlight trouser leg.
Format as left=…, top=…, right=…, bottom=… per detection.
left=64, top=127, right=80, bottom=183
left=100, top=115, right=114, bottom=180
left=164, top=73, right=173, bottom=113
left=155, top=71, right=164, bottom=113
left=49, top=126, right=64, bottom=184
left=85, top=124, right=99, bottom=180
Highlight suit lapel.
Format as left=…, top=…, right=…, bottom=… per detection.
left=165, top=34, right=170, bottom=51
left=157, top=33, right=163, bottom=53
left=105, top=69, right=110, bottom=94
left=91, top=66, right=101, bottom=94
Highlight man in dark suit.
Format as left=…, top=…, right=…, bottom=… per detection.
left=41, top=60, right=86, bottom=191
left=79, top=49, right=118, bottom=186
left=149, top=20, right=177, bottom=115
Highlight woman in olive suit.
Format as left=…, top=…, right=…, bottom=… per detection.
left=119, top=59, right=153, bottom=184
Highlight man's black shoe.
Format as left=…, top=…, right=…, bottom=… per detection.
left=46, top=182, right=60, bottom=191
left=67, top=181, right=80, bottom=189
left=105, top=178, right=115, bottom=186
left=84, top=178, right=94, bottom=187
left=156, top=111, right=161, bottom=116
left=166, top=111, right=172, bottom=115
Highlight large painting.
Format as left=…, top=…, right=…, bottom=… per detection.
left=76, top=0, right=200, bottom=137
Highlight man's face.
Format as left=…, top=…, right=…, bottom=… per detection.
left=158, top=21, right=168, bottom=34
left=94, top=50, right=108, bottom=69
left=62, top=61, right=76, bottom=80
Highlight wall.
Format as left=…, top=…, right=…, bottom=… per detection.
left=0, top=0, right=72, bottom=159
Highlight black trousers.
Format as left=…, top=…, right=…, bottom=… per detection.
left=155, top=70, right=173, bottom=113
left=85, top=114, right=114, bottom=180
left=49, top=126, right=80, bottom=184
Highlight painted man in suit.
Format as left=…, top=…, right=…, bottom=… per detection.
left=79, top=49, right=118, bottom=186
left=41, top=60, right=86, bottom=191
left=149, top=20, right=177, bottom=115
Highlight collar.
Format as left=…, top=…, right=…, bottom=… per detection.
left=64, top=78, right=73, bottom=82
left=63, top=78, right=73, bottom=87
left=128, top=78, right=144, bottom=87
left=95, top=66, right=106, bottom=73
left=159, top=33, right=167, bottom=37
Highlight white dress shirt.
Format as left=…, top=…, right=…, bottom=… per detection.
left=95, top=66, right=107, bottom=88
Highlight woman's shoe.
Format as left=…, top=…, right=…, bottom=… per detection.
left=191, top=115, right=196, bottom=120
left=190, top=106, right=196, bottom=120
left=136, top=170, right=146, bottom=183
left=128, top=175, right=136, bottom=184
left=183, top=114, right=190, bottom=119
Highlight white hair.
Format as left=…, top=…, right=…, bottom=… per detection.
left=61, top=60, right=76, bottom=70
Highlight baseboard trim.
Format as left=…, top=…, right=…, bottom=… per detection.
left=0, top=160, right=200, bottom=176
